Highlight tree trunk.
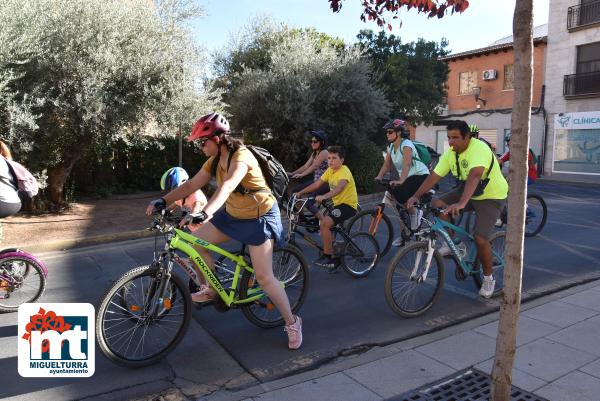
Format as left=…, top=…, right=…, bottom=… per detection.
left=46, top=138, right=90, bottom=207
left=490, top=1, right=533, bottom=400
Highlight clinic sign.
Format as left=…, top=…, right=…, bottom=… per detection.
left=555, top=111, right=600, bottom=130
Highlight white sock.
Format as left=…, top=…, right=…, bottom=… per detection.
left=484, top=274, right=494, bottom=281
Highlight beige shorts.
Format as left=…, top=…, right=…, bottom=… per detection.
left=436, top=189, right=505, bottom=240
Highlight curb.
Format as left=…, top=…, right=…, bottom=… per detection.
left=11, top=193, right=387, bottom=253
left=12, top=229, right=155, bottom=253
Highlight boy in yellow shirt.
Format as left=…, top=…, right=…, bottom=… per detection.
left=296, top=146, right=358, bottom=270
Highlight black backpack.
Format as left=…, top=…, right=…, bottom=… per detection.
left=211, top=145, right=289, bottom=201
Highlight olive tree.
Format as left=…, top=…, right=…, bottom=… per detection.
left=215, top=19, right=391, bottom=168
left=0, top=0, right=221, bottom=207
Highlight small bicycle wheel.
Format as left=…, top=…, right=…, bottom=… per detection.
left=384, top=241, right=445, bottom=318
left=525, top=194, right=547, bottom=237
left=345, top=208, right=393, bottom=257
left=240, top=246, right=309, bottom=328
left=341, top=232, right=380, bottom=278
left=0, top=255, right=46, bottom=312
left=472, top=231, right=506, bottom=297
left=96, top=265, right=192, bottom=368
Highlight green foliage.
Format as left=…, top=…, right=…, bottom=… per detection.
left=70, top=134, right=207, bottom=197
left=0, top=0, right=222, bottom=203
left=356, top=30, right=450, bottom=134
left=216, top=19, right=391, bottom=169
left=345, top=140, right=385, bottom=194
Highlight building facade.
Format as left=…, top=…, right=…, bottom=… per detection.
left=415, top=26, right=547, bottom=163
left=544, top=0, right=600, bottom=182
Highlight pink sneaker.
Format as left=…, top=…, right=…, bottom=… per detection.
left=191, top=285, right=218, bottom=303
left=284, top=315, right=302, bottom=350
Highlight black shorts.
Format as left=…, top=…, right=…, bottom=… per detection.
left=326, top=203, right=357, bottom=226
left=391, top=174, right=428, bottom=204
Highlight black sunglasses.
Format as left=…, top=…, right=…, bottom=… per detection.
left=311, top=139, right=320, bottom=144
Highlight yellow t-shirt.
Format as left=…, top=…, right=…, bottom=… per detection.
left=201, top=147, right=275, bottom=219
left=319, top=165, right=358, bottom=209
left=433, top=138, right=508, bottom=201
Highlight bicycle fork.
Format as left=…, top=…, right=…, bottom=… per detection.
left=410, top=240, right=435, bottom=283
left=148, top=257, right=175, bottom=315
left=368, top=204, right=385, bottom=235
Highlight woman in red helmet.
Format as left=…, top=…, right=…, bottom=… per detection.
left=146, top=112, right=302, bottom=350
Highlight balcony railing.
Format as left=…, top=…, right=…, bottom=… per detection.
left=568, top=0, right=600, bottom=30
left=563, top=71, right=600, bottom=97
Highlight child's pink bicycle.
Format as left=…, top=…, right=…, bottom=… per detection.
left=0, top=248, right=47, bottom=312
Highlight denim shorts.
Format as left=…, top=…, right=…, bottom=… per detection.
left=210, top=202, right=284, bottom=247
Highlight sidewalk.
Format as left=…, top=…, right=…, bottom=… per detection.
left=141, top=279, right=600, bottom=401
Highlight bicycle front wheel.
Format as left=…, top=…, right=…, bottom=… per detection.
left=341, top=232, right=380, bottom=278
left=525, top=194, right=547, bottom=237
left=96, top=265, right=192, bottom=368
left=345, top=209, right=393, bottom=257
left=384, top=241, right=444, bottom=318
left=240, top=246, right=309, bottom=328
left=0, top=255, right=46, bottom=312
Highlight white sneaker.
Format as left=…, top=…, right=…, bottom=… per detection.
left=479, top=277, right=496, bottom=298
left=410, top=209, right=423, bottom=230
left=436, top=242, right=452, bottom=257
left=392, top=237, right=404, bottom=247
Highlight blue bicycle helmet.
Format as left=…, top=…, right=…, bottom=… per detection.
left=310, top=130, right=328, bottom=146
left=160, top=167, right=189, bottom=191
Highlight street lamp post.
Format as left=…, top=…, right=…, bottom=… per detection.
left=178, top=121, right=182, bottom=167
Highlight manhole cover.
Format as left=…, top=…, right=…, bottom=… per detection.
left=389, top=368, right=548, bottom=401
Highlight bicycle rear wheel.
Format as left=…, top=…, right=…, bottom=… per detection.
left=240, top=246, right=309, bottom=328
left=345, top=208, right=393, bottom=257
left=96, top=265, right=192, bottom=368
left=525, top=194, right=547, bottom=237
left=0, top=255, right=46, bottom=312
left=341, top=232, right=380, bottom=278
left=472, top=231, right=506, bottom=297
left=384, top=241, right=444, bottom=318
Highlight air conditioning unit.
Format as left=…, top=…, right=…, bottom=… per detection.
left=483, top=69, right=498, bottom=81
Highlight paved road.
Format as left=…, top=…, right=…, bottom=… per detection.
left=1, top=179, right=599, bottom=400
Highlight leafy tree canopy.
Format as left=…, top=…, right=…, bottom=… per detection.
left=0, top=0, right=222, bottom=205
left=357, top=29, right=450, bottom=128
left=215, top=18, right=391, bottom=167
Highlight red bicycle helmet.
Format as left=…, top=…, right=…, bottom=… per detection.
left=187, top=112, right=230, bottom=142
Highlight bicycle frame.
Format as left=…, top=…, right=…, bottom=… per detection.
left=163, top=228, right=268, bottom=308
left=286, top=195, right=358, bottom=255
left=428, top=218, right=481, bottom=276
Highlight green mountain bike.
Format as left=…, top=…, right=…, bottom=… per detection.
left=96, top=210, right=309, bottom=368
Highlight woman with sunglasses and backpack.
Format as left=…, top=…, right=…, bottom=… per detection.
left=374, top=119, right=429, bottom=246
left=146, top=113, right=303, bottom=350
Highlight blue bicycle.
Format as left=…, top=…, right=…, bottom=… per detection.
left=384, top=207, right=506, bottom=318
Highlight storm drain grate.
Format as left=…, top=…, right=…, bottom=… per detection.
left=389, top=368, right=548, bottom=401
